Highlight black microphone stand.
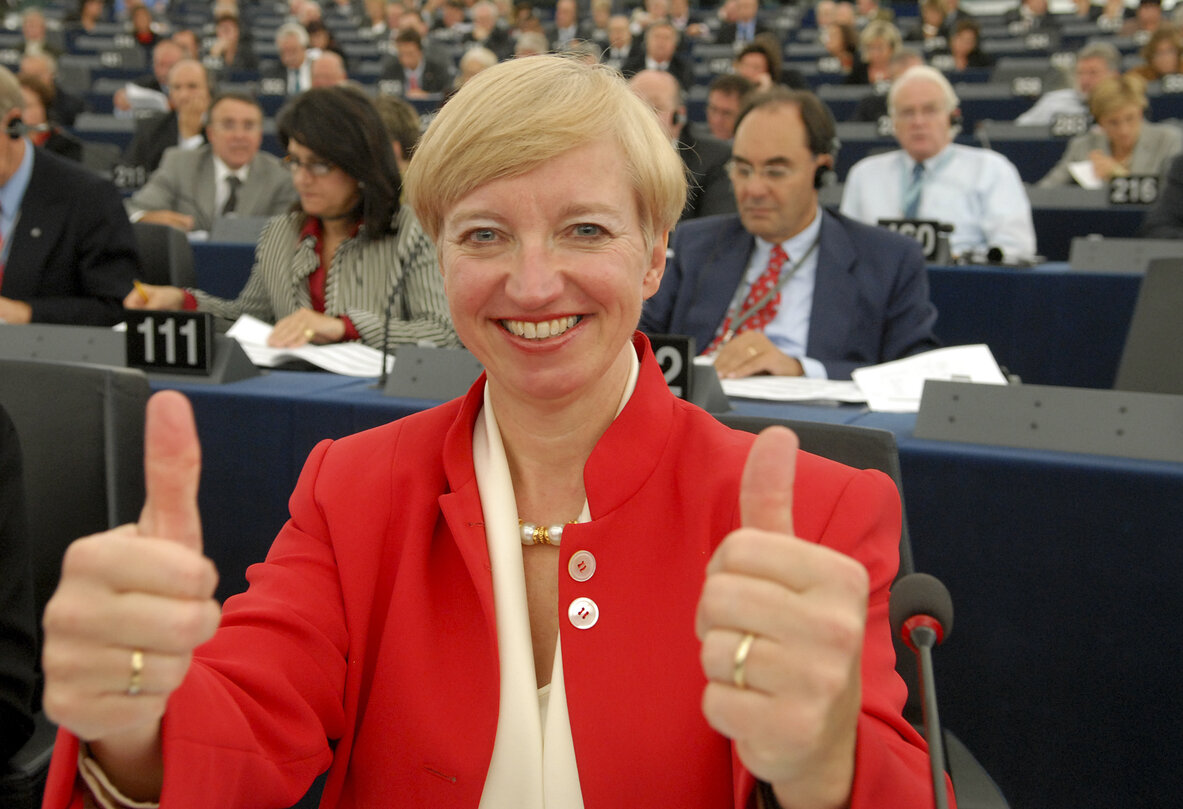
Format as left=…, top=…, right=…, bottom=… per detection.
left=908, top=622, right=950, bottom=809
left=374, top=274, right=400, bottom=390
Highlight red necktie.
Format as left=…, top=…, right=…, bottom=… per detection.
left=705, top=244, right=788, bottom=354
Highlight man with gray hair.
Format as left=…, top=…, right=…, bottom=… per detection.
left=264, top=22, right=313, bottom=94
left=841, top=65, right=1037, bottom=260
left=0, top=65, right=138, bottom=326
left=1015, top=41, right=1122, bottom=126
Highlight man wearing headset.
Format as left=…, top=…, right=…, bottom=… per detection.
left=0, top=65, right=138, bottom=326
left=629, top=69, right=735, bottom=222
left=641, top=86, right=939, bottom=380
left=841, top=65, right=1037, bottom=262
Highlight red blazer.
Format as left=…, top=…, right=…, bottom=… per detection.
left=46, top=335, right=940, bottom=808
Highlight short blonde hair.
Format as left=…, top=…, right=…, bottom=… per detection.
left=405, top=55, right=686, bottom=246
left=1090, top=74, right=1148, bottom=120
left=859, top=19, right=901, bottom=60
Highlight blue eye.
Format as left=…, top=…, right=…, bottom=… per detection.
left=573, top=223, right=604, bottom=237
left=468, top=229, right=497, bottom=242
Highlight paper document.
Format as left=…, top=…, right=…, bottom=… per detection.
left=851, top=344, right=1007, bottom=413
left=721, top=375, right=867, bottom=403
left=125, top=82, right=170, bottom=113
left=1067, top=160, right=1103, bottom=190
left=696, top=356, right=864, bottom=403
left=227, top=314, right=392, bottom=377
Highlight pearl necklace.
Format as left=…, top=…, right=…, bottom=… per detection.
left=518, top=519, right=577, bottom=546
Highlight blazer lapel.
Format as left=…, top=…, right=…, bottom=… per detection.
left=195, top=152, right=218, bottom=232
left=695, top=218, right=754, bottom=350
left=806, top=211, right=858, bottom=358
left=2, top=151, right=56, bottom=299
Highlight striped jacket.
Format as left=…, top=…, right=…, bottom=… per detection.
left=193, top=206, right=459, bottom=350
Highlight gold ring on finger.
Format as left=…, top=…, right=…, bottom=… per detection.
left=746, top=346, right=759, bottom=358
left=303, top=328, right=315, bottom=340
left=127, top=649, right=145, bottom=696
left=732, top=632, right=756, bottom=690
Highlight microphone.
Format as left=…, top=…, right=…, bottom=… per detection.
left=375, top=271, right=401, bottom=388
left=890, top=572, right=953, bottom=809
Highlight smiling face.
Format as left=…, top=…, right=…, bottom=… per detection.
left=438, top=137, right=667, bottom=409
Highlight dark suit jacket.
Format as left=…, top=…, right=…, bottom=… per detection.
left=379, top=51, right=453, bottom=94
left=1140, top=153, right=1183, bottom=238
left=620, top=51, right=694, bottom=90
left=1, top=147, right=140, bottom=325
left=463, top=25, right=514, bottom=61
left=123, top=110, right=205, bottom=175
left=678, top=127, right=735, bottom=221
left=640, top=210, right=939, bottom=378
left=714, top=18, right=772, bottom=45
left=0, top=405, right=35, bottom=763
left=41, top=128, right=84, bottom=163
left=49, top=82, right=87, bottom=127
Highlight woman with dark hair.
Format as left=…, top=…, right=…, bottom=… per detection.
left=18, top=75, right=85, bottom=162
left=305, top=20, right=350, bottom=70
left=734, top=34, right=808, bottom=90
left=824, top=21, right=861, bottom=78
left=126, top=86, right=458, bottom=351
left=944, top=18, right=993, bottom=71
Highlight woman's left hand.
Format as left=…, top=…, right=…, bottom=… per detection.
left=697, top=427, right=867, bottom=809
left=268, top=308, right=347, bottom=347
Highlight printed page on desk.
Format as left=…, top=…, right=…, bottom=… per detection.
left=709, top=355, right=867, bottom=403
left=227, top=314, right=393, bottom=377
left=852, top=343, right=1007, bottom=413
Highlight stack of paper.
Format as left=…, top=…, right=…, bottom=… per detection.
left=227, top=315, right=393, bottom=377
left=850, top=344, right=1007, bottom=412
left=714, top=344, right=1008, bottom=412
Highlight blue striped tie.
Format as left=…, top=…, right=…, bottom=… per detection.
left=903, top=162, right=925, bottom=219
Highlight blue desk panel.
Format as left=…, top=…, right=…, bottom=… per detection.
left=189, top=245, right=1143, bottom=389
left=154, top=371, right=1183, bottom=809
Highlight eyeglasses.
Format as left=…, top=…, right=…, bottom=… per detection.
left=893, top=103, right=948, bottom=122
left=283, top=155, right=335, bottom=177
left=725, top=160, right=794, bottom=183
left=210, top=119, right=261, bottom=133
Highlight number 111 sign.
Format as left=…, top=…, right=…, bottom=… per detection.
left=125, top=311, right=215, bottom=375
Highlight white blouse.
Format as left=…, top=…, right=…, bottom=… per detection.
left=473, top=349, right=640, bottom=808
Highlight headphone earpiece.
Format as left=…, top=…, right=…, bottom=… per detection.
left=813, top=156, right=835, bottom=189
left=949, top=111, right=963, bottom=129
left=6, top=116, right=26, bottom=139
left=672, top=109, right=686, bottom=127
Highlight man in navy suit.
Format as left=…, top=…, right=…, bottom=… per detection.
left=0, top=66, right=138, bottom=326
left=640, top=87, right=938, bottom=380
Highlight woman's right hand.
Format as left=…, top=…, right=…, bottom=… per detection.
left=41, top=393, right=221, bottom=796
left=124, top=283, right=186, bottom=311
left=1089, top=149, right=1125, bottom=181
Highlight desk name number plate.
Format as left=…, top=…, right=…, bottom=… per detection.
left=650, top=334, right=694, bottom=400
left=1109, top=175, right=1159, bottom=205
left=125, top=311, right=215, bottom=374
left=877, top=219, right=950, bottom=262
